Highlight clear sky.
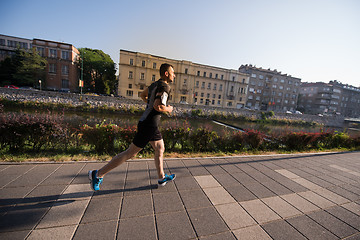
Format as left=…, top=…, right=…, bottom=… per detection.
left=1, top=0, right=359, bottom=87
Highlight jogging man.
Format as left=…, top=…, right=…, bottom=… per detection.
left=89, top=63, right=176, bottom=191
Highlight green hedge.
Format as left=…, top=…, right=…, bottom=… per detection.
left=1, top=113, right=359, bottom=155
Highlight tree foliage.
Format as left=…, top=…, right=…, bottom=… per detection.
left=0, top=48, right=47, bottom=87
left=79, top=48, right=116, bottom=95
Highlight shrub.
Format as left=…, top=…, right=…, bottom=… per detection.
left=243, top=129, right=265, bottom=149
left=189, top=128, right=219, bottom=152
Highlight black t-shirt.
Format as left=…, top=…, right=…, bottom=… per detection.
left=139, top=79, right=171, bottom=127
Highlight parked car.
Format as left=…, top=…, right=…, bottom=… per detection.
left=285, top=111, right=292, bottom=114
left=294, top=111, right=302, bottom=114
left=4, top=85, right=19, bottom=89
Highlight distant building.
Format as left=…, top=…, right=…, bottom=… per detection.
left=33, top=39, right=80, bottom=92
left=0, top=34, right=33, bottom=61
left=239, top=64, right=301, bottom=112
left=0, top=34, right=80, bottom=92
left=118, top=50, right=249, bottom=108
left=298, top=81, right=360, bottom=117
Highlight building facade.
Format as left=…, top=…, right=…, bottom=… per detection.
left=239, top=64, right=301, bottom=112
left=299, top=81, right=360, bottom=117
left=33, top=39, right=80, bottom=92
left=118, top=50, right=249, bottom=108
left=1, top=34, right=80, bottom=92
left=0, top=34, right=33, bottom=61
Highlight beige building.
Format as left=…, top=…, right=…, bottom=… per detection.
left=118, top=50, right=249, bottom=109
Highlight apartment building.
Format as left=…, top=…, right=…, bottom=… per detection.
left=118, top=50, right=249, bottom=109
left=299, top=81, right=360, bottom=117
left=33, top=39, right=80, bottom=92
left=0, top=34, right=33, bottom=61
left=239, top=64, right=301, bottom=112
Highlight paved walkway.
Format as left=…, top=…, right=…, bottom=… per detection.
left=0, top=152, right=360, bottom=240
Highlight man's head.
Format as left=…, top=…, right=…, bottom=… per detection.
left=160, top=63, right=175, bottom=83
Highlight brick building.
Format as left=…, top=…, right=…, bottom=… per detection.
left=239, top=64, right=301, bottom=112
left=0, top=34, right=33, bottom=61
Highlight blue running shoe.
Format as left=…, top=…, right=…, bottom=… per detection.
left=88, top=170, right=103, bottom=191
left=158, top=174, right=176, bottom=186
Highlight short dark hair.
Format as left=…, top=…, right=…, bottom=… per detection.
left=159, top=63, right=173, bottom=77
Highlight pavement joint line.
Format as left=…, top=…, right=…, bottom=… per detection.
left=329, top=164, right=360, bottom=177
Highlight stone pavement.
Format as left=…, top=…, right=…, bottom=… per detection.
left=1, top=152, right=360, bottom=240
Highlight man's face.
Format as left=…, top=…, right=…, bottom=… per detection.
left=165, top=67, right=175, bottom=83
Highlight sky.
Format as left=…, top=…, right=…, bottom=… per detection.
left=1, top=0, right=359, bottom=87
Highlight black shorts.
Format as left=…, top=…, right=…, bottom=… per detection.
left=132, top=122, right=163, bottom=148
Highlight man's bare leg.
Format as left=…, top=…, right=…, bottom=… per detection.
left=150, top=140, right=165, bottom=179
left=97, top=143, right=142, bottom=178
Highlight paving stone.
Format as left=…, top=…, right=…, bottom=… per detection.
left=327, top=185, right=360, bottom=201
left=232, top=225, right=272, bottom=240
left=0, top=201, right=53, bottom=232
left=153, top=191, right=184, bottom=214
left=342, top=202, right=360, bottom=216
left=224, top=185, right=257, bottom=202
left=262, top=219, right=306, bottom=240
left=261, top=179, right=293, bottom=195
left=58, top=184, right=93, bottom=201
left=194, top=175, right=221, bottom=188
left=0, top=165, right=34, bottom=188
left=291, top=178, right=322, bottom=190
left=0, top=186, right=34, bottom=206
left=326, top=206, right=360, bottom=230
left=178, top=189, right=212, bottom=210
left=36, top=199, right=89, bottom=229
left=174, top=176, right=201, bottom=191
left=275, top=169, right=300, bottom=179
left=261, top=196, right=302, bottom=219
left=312, top=187, right=350, bottom=205
left=231, top=172, right=257, bottom=184
left=198, top=231, right=236, bottom=240
left=215, top=202, right=256, bottom=229
left=202, top=187, right=236, bottom=205
left=40, top=163, right=85, bottom=185
left=72, top=163, right=105, bottom=185
left=188, top=207, right=229, bottom=237
left=343, top=233, right=360, bottom=240
left=74, top=221, right=117, bottom=240
left=280, top=193, right=320, bottom=213
left=305, top=175, right=334, bottom=188
left=92, top=180, right=125, bottom=199
left=123, top=179, right=155, bottom=196
left=120, top=193, right=153, bottom=219
left=0, top=230, right=30, bottom=240
left=242, top=182, right=276, bottom=199
left=81, top=196, right=121, bottom=223
left=213, top=173, right=240, bottom=187
left=23, top=184, right=67, bottom=204
left=118, top=215, right=157, bottom=240
left=297, top=191, right=336, bottom=209
left=156, top=211, right=196, bottom=240
left=307, top=210, right=358, bottom=239
left=240, top=199, right=280, bottom=224
left=29, top=225, right=77, bottom=240
left=287, top=215, right=338, bottom=240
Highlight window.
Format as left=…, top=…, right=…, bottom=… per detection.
left=249, top=88, right=255, bottom=93
left=130, top=59, right=133, bottom=65
left=218, top=95, right=221, bottom=99
left=62, top=65, right=69, bottom=75
left=248, top=95, right=253, bottom=100
left=126, top=90, right=133, bottom=96
left=197, top=71, right=200, bottom=76
left=207, top=83, right=211, bottom=89
left=129, top=71, right=133, bottom=79
left=230, top=86, right=234, bottom=92
left=209, top=73, right=212, bottom=78
left=128, top=84, right=132, bottom=89
left=232, top=76, right=235, bottom=81
left=181, top=96, right=187, bottom=102
left=218, top=100, right=221, bottom=105
left=140, top=73, right=145, bottom=80
left=280, top=79, right=285, bottom=83
left=196, top=81, right=199, bottom=87
left=0, top=39, right=5, bottom=46
left=212, top=100, right=215, bottom=105
left=61, top=79, right=69, bottom=89
left=152, top=75, right=156, bottom=81
left=203, top=72, right=206, bottom=77
left=201, top=93, right=204, bottom=97
left=259, top=75, right=264, bottom=79
left=140, top=85, right=144, bottom=90
left=185, top=68, right=188, bottom=74
left=201, top=82, right=205, bottom=88
left=61, top=51, right=70, bottom=60
left=251, top=73, right=257, bottom=78
left=221, top=75, right=224, bottom=80
left=240, top=87, right=244, bottom=93
left=256, top=96, right=260, bottom=101
left=215, top=74, right=218, bottom=79
left=288, top=80, right=292, bottom=84
left=184, top=79, right=187, bottom=84
left=279, top=85, right=283, bottom=90
left=219, top=84, right=223, bottom=91
left=214, top=83, right=217, bottom=90
left=153, top=62, right=156, bottom=69
left=213, top=94, right=216, bottom=98
left=273, top=78, right=278, bottom=82
left=207, top=93, right=210, bottom=98
left=49, top=64, right=56, bottom=73
left=49, top=49, right=57, bottom=58
left=37, top=47, right=45, bottom=57
left=142, top=60, right=145, bottom=67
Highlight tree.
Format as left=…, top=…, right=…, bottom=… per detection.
left=0, top=48, right=47, bottom=87
left=79, top=48, right=116, bottom=95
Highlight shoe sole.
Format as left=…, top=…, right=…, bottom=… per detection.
left=88, top=170, right=95, bottom=191
left=158, top=175, right=176, bottom=187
